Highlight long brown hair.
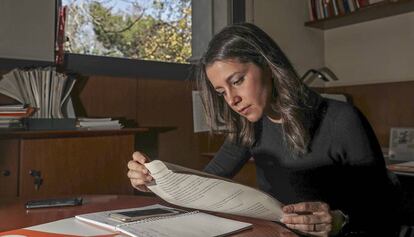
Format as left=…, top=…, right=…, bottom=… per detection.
left=195, top=23, right=317, bottom=155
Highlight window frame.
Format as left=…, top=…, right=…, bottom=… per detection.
left=1, top=0, right=245, bottom=80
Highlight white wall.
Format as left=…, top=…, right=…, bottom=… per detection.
left=0, top=0, right=55, bottom=62
left=247, top=0, right=324, bottom=86
left=249, top=1, right=414, bottom=87
left=324, top=12, right=414, bottom=86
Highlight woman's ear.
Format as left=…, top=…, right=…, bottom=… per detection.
left=264, top=66, right=273, bottom=79
left=268, top=72, right=278, bottom=99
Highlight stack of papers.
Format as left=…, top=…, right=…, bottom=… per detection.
left=0, top=205, right=252, bottom=237
left=76, top=204, right=252, bottom=237
left=77, top=117, right=123, bottom=130
left=0, top=104, right=35, bottom=128
left=0, top=67, right=76, bottom=118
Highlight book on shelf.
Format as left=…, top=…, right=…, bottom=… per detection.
left=76, top=204, right=252, bottom=237
left=0, top=104, right=25, bottom=111
left=0, top=106, right=35, bottom=117
left=0, top=104, right=36, bottom=128
left=360, top=0, right=370, bottom=7
left=0, top=119, right=22, bottom=128
left=0, top=67, right=76, bottom=119
left=76, top=117, right=123, bottom=130
left=368, top=0, right=385, bottom=4
left=307, top=0, right=372, bottom=21
left=143, top=160, right=284, bottom=221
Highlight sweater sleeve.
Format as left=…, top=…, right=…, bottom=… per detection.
left=331, top=104, right=401, bottom=236
left=333, top=105, right=384, bottom=167
left=203, top=139, right=252, bottom=178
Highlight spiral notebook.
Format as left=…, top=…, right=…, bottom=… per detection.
left=75, top=204, right=252, bottom=237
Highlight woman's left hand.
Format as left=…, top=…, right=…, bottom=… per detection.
left=281, top=201, right=332, bottom=237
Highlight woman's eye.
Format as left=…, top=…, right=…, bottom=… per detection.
left=232, top=77, right=244, bottom=86
left=216, top=90, right=225, bottom=96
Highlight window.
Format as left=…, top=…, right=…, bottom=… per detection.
left=63, top=0, right=191, bottom=64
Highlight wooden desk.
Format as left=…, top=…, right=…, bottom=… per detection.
left=0, top=195, right=298, bottom=237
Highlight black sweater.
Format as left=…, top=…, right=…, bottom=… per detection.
left=205, top=99, right=402, bottom=236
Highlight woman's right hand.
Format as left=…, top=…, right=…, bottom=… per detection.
left=127, top=151, right=153, bottom=192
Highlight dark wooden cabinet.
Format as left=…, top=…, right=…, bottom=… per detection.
left=0, top=128, right=147, bottom=198
left=0, top=139, right=19, bottom=197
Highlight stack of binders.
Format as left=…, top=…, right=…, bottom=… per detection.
left=0, top=104, right=35, bottom=129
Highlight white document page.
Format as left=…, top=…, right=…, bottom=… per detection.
left=27, top=217, right=116, bottom=236
left=119, top=212, right=251, bottom=237
left=76, top=204, right=251, bottom=237
left=144, top=160, right=283, bottom=221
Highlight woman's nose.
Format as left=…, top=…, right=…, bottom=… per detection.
left=228, top=94, right=242, bottom=107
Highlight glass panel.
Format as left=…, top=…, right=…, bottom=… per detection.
left=63, top=0, right=191, bottom=64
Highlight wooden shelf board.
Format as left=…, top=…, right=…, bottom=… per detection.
left=0, top=127, right=149, bottom=139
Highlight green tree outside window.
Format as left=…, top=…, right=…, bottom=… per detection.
left=63, top=0, right=191, bottom=63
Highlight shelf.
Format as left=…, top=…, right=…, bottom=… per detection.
left=0, top=127, right=149, bottom=139
left=305, top=0, right=414, bottom=30
left=0, top=126, right=179, bottom=139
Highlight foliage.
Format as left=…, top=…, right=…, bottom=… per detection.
left=64, top=0, right=191, bottom=63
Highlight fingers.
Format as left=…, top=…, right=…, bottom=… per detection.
left=285, top=223, right=332, bottom=232
left=283, top=201, right=330, bottom=214
left=127, top=160, right=150, bottom=175
left=132, top=151, right=151, bottom=164
left=128, top=151, right=153, bottom=192
left=285, top=222, right=331, bottom=237
left=127, top=161, right=153, bottom=181
left=127, top=167, right=153, bottom=192
left=282, top=212, right=332, bottom=224
left=127, top=165, right=152, bottom=180
left=281, top=202, right=332, bottom=236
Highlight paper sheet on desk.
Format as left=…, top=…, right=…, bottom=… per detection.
left=144, top=160, right=283, bottom=221
left=0, top=218, right=118, bottom=237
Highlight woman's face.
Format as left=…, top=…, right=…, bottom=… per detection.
left=206, top=60, right=273, bottom=122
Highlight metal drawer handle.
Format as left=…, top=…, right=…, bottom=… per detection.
left=1, top=170, right=10, bottom=176
left=29, top=170, right=43, bottom=190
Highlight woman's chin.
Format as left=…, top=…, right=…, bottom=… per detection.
left=244, top=113, right=261, bottom=122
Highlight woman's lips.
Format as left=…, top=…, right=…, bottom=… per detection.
left=238, top=105, right=251, bottom=115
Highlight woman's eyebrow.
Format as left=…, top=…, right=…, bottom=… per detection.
left=213, top=65, right=247, bottom=90
left=213, top=72, right=239, bottom=90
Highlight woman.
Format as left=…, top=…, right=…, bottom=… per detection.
left=128, top=23, right=401, bottom=236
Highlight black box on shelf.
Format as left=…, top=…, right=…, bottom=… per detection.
left=24, top=118, right=76, bottom=130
